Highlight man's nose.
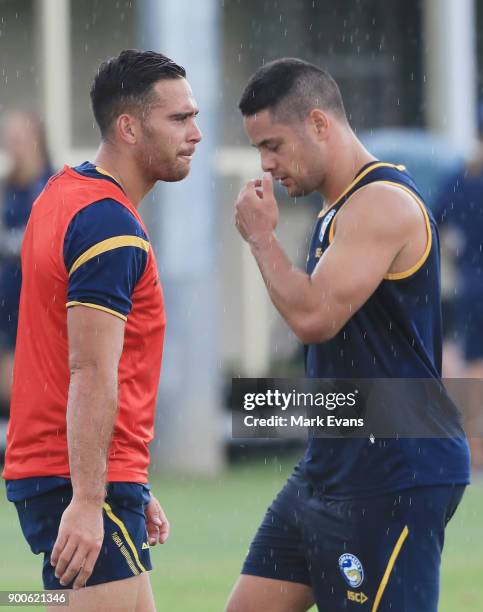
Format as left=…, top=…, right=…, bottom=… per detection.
left=261, top=154, right=276, bottom=173
left=190, top=122, right=202, bottom=143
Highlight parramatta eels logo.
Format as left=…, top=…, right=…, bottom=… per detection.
left=339, top=553, right=364, bottom=588
left=318, top=209, right=336, bottom=243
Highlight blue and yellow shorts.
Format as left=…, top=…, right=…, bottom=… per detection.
left=14, top=481, right=152, bottom=589
left=242, top=469, right=465, bottom=611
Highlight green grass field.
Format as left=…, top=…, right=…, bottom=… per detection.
left=0, top=456, right=482, bottom=611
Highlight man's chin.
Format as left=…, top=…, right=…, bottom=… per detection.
left=286, top=185, right=308, bottom=198
left=158, top=166, right=190, bottom=183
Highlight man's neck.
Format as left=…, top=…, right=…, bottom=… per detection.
left=318, top=130, right=376, bottom=209
left=94, top=142, right=154, bottom=209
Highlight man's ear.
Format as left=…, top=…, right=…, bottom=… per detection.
left=308, top=109, right=330, bottom=141
left=116, top=114, right=139, bottom=145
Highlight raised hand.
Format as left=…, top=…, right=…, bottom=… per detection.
left=235, top=173, right=279, bottom=245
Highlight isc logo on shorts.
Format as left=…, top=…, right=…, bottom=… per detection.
left=347, top=590, right=368, bottom=604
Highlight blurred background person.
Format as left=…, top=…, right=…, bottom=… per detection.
left=434, top=104, right=483, bottom=473
left=0, top=111, right=52, bottom=417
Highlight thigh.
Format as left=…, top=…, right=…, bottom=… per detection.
left=241, top=470, right=312, bottom=586
left=226, top=470, right=315, bottom=611
left=304, top=485, right=465, bottom=611
left=226, top=575, right=314, bottom=612
left=374, top=485, right=465, bottom=612
left=47, top=572, right=155, bottom=612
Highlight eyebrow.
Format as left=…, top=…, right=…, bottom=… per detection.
left=168, top=109, right=200, bottom=120
left=251, top=138, right=280, bottom=149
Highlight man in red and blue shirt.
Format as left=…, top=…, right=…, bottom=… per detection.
left=3, top=49, right=202, bottom=610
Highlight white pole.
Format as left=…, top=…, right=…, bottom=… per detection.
left=138, top=0, right=224, bottom=475
left=240, top=181, right=271, bottom=377
left=423, top=0, right=477, bottom=154
left=216, top=148, right=272, bottom=376
left=38, top=0, right=71, bottom=165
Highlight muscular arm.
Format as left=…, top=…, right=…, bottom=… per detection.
left=50, top=306, right=125, bottom=589
left=67, top=305, right=125, bottom=503
left=51, top=198, right=169, bottom=588
left=68, top=307, right=171, bottom=549
left=235, top=175, right=427, bottom=343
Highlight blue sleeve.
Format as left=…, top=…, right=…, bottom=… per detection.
left=64, top=199, right=149, bottom=320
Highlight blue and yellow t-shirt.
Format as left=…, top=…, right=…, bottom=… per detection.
left=4, top=162, right=165, bottom=495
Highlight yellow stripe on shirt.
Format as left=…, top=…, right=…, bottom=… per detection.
left=324, top=179, right=431, bottom=281
left=65, top=301, right=127, bottom=321
left=318, top=162, right=406, bottom=219
left=379, top=182, right=432, bottom=280
left=95, top=166, right=121, bottom=186
left=68, top=235, right=150, bottom=277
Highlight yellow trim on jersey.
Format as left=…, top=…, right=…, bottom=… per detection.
left=103, top=502, right=147, bottom=573
left=66, top=301, right=127, bottom=321
left=372, top=525, right=409, bottom=612
left=95, top=165, right=121, bottom=185
left=68, top=235, right=150, bottom=277
left=379, top=181, right=432, bottom=280
left=318, top=162, right=406, bottom=219
left=325, top=179, right=431, bottom=280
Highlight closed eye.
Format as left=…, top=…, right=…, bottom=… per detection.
left=170, top=110, right=200, bottom=122
left=252, top=138, right=283, bottom=152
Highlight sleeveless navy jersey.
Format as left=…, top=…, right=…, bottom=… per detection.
left=300, top=161, right=470, bottom=497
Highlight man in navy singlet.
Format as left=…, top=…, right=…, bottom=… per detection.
left=226, top=59, right=470, bottom=612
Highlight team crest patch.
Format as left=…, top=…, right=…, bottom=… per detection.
left=339, top=553, right=364, bottom=588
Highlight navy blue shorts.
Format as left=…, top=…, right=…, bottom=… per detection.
left=242, top=469, right=465, bottom=611
left=14, top=482, right=152, bottom=589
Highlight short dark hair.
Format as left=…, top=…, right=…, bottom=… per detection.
left=239, top=58, right=346, bottom=123
left=90, top=49, right=186, bottom=137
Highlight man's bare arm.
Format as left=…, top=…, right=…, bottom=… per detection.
left=66, top=306, right=125, bottom=502
left=235, top=175, right=427, bottom=343
left=50, top=306, right=125, bottom=589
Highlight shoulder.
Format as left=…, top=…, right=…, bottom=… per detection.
left=71, top=198, right=145, bottom=236
left=65, top=198, right=147, bottom=249
left=335, top=181, right=425, bottom=239
left=64, top=198, right=149, bottom=271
